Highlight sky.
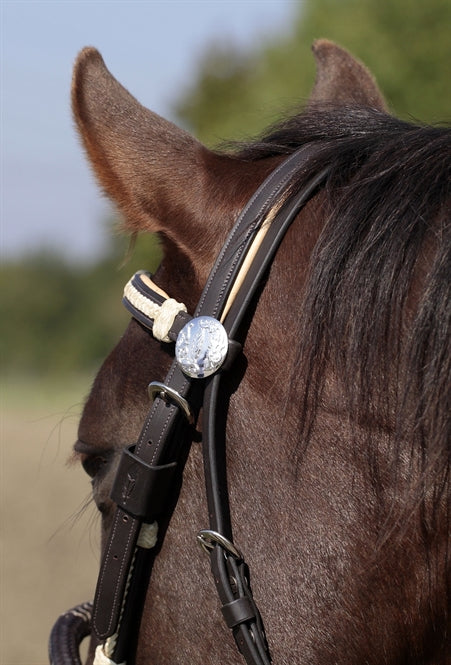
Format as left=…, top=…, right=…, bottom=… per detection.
left=2, top=0, right=296, bottom=263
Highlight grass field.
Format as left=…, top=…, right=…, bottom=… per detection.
left=2, top=375, right=100, bottom=665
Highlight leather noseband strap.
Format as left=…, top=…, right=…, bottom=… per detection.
left=88, top=144, right=330, bottom=665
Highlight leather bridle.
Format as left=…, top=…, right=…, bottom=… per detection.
left=49, top=144, right=331, bottom=665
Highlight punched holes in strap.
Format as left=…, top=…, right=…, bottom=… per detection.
left=110, top=445, right=177, bottom=521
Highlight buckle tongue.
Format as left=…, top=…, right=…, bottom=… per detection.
left=148, top=381, right=194, bottom=424
left=197, top=529, right=242, bottom=559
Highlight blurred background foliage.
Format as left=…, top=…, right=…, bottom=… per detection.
left=1, top=230, right=162, bottom=377
left=177, top=0, right=451, bottom=144
left=2, top=0, right=450, bottom=378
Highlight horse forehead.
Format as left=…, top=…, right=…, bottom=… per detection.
left=155, top=153, right=291, bottom=292
left=166, top=184, right=324, bottom=303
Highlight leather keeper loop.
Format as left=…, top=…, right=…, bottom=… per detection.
left=110, top=445, right=177, bottom=520
left=221, top=597, right=256, bottom=628
left=220, top=339, right=242, bottom=373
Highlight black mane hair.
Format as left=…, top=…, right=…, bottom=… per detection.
left=238, top=105, right=450, bottom=528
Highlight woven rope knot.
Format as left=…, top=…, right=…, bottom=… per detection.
left=153, top=298, right=186, bottom=343
left=137, top=521, right=159, bottom=549
left=94, top=643, right=125, bottom=665
left=123, top=277, right=187, bottom=343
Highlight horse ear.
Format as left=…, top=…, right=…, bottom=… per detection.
left=309, top=39, right=387, bottom=111
left=71, top=47, right=213, bottom=243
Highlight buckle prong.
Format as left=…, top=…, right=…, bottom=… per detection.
left=197, top=529, right=242, bottom=560
left=148, top=381, right=194, bottom=425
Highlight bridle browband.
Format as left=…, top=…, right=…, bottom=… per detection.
left=49, top=144, right=331, bottom=665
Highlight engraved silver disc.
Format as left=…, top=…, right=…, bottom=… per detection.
left=175, top=316, right=228, bottom=378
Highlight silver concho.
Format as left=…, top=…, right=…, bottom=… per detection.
left=175, top=316, right=228, bottom=378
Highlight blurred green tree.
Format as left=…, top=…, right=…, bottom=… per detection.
left=176, top=0, right=450, bottom=145
left=1, top=230, right=161, bottom=376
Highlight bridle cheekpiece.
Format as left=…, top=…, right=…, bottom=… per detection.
left=49, top=144, right=330, bottom=665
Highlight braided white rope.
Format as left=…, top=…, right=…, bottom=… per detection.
left=94, top=643, right=125, bottom=665
left=123, top=279, right=187, bottom=343
left=153, top=299, right=186, bottom=342
left=137, top=520, right=159, bottom=549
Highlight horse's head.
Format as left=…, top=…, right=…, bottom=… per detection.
left=69, top=41, right=449, bottom=665
left=73, top=37, right=386, bottom=518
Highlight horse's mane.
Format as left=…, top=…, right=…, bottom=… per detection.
left=235, top=106, right=450, bottom=533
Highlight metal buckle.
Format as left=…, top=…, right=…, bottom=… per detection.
left=148, top=381, right=194, bottom=425
left=197, top=529, right=242, bottom=560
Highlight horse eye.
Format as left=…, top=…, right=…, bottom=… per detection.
left=81, top=454, right=108, bottom=479
left=74, top=441, right=112, bottom=479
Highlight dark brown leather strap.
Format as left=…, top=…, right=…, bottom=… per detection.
left=92, top=143, right=330, bottom=664
left=92, top=361, right=193, bottom=641
left=200, top=164, right=330, bottom=665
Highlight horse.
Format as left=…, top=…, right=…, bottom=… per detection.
left=51, top=40, right=450, bottom=665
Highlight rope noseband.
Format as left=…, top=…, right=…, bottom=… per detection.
left=49, top=144, right=330, bottom=665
